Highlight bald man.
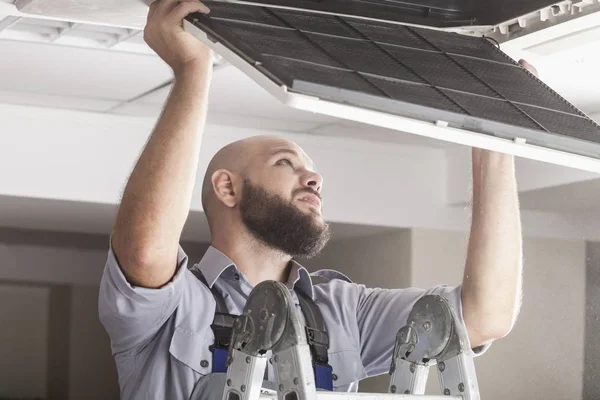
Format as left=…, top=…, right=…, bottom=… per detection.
left=99, top=1, right=524, bottom=399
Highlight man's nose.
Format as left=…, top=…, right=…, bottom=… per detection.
left=302, top=170, right=323, bottom=192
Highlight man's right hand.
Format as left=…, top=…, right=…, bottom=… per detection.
left=144, top=0, right=213, bottom=76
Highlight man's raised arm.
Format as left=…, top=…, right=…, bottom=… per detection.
left=461, top=148, right=523, bottom=349
left=112, top=0, right=213, bottom=289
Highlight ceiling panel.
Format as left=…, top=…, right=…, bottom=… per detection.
left=0, top=13, right=152, bottom=53
left=0, top=89, right=118, bottom=111
left=110, top=102, right=161, bottom=118
left=132, top=84, right=171, bottom=106
left=14, top=0, right=148, bottom=30
left=0, top=38, right=172, bottom=101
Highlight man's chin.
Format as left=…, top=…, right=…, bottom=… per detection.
left=314, top=213, right=326, bottom=224
left=308, top=209, right=325, bottom=222
left=296, top=203, right=323, bottom=217
left=312, top=217, right=329, bottom=235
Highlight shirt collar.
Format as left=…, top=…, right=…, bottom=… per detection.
left=193, top=246, right=314, bottom=299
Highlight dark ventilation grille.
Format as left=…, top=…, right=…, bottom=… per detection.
left=186, top=2, right=600, bottom=157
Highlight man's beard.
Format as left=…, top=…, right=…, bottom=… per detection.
left=239, top=178, right=331, bottom=258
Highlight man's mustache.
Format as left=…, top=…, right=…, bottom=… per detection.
left=293, top=188, right=321, bottom=200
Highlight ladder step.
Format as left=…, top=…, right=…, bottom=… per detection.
left=258, top=390, right=462, bottom=400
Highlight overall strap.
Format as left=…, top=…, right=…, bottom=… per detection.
left=296, top=288, right=333, bottom=391
left=191, top=269, right=235, bottom=373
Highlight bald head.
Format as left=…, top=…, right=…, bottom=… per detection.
left=201, top=135, right=312, bottom=224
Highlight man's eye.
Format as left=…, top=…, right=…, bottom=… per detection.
left=277, top=158, right=293, bottom=167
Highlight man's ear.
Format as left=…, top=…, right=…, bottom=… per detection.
left=211, top=169, right=239, bottom=208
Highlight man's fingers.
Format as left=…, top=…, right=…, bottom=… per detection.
left=156, top=0, right=182, bottom=7
left=147, top=0, right=180, bottom=22
left=147, top=0, right=159, bottom=21
left=169, top=0, right=210, bottom=22
left=154, top=0, right=184, bottom=15
left=519, top=59, right=539, bottom=78
left=149, top=0, right=208, bottom=28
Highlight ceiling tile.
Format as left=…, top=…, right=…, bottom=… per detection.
left=14, top=0, right=148, bottom=30
left=111, top=102, right=161, bottom=118
left=0, top=89, right=118, bottom=111
left=135, top=84, right=170, bottom=105
left=0, top=39, right=171, bottom=100
left=0, top=13, right=152, bottom=53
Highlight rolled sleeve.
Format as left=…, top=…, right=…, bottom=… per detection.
left=356, top=284, right=490, bottom=377
left=98, top=243, right=189, bottom=355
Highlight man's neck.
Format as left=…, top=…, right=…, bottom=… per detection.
left=211, top=233, right=292, bottom=287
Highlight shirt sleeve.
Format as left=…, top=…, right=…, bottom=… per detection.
left=356, top=284, right=491, bottom=377
left=98, top=242, right=190, bottom=356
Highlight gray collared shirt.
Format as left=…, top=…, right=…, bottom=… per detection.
left=99, top=245, right=486, bottom=399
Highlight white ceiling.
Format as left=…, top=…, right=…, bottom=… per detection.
left=0, top=12, right=449, bottom=146
left=1, top=1, right=600, bottom=234
left=0, top=15, right=151, bottom=53
left=1, top=0, right=598, bottom=120
left=0, top=39, right=171, bottom=102
left=4, top=3, right=599, bottom=149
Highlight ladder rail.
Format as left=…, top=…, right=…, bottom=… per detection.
left=388, top=296, right=480, bottom=399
